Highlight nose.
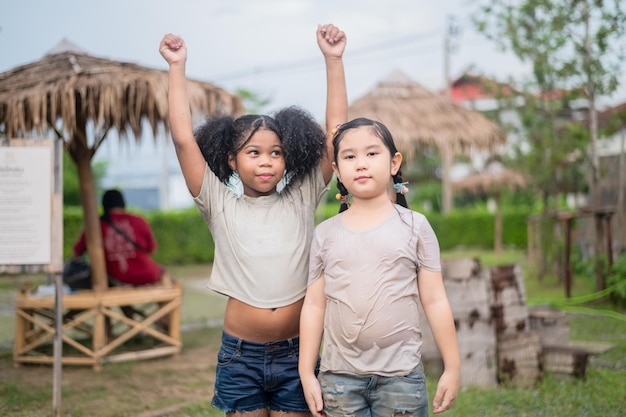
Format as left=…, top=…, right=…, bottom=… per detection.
left=259, top=154, right=272, bottom=167
left=355, top=155, right=367, bottom=170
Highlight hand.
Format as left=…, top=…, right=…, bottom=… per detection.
left=317, top=23, right=346, bottom=59
left=159, top=33, right=187, bottom=65
left=432, top=369, right=459, bottom=414
left=300, top=373, right=326, bottom=417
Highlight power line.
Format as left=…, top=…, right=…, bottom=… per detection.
left=211, top=30, right=442, bottom=82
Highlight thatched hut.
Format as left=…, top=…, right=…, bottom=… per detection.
left=348, top=70, right=505, bottom=213
left=452, top=161, right=527, bottom=254
left=0, top=39, right=243, bottom=289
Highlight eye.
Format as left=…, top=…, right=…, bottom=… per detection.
left=367, top=151, right=379, bottom=157
left=247, top=150, right=259, bottom=156
left=271, top=150, right=283, bottom=157
left=343, top=154, right=355, bottom=160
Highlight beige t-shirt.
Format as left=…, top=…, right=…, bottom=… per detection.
left=308, top=205, right=441, bottom=377
left=194, top=163, right=328, bottom=309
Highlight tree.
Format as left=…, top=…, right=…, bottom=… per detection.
left=473, top=0, right=626, bottom=290
left=0, top=49, right=243, bottom=290
left=63, top=151, right=107, bottom=207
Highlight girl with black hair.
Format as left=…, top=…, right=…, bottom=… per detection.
left=299, top=118, right=460, bottom=416
left=159, top=24, right=347, bottom=417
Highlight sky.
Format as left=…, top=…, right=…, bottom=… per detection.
left=2, top=0, right=625, bottom=208
left=1, top=0, right=537, bottom=122
left=3, top=0, right=625, bottom=121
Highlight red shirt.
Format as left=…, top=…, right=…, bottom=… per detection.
left=73, top=211, right=162, bottom=285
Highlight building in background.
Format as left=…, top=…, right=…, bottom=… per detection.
left=95, top=127, right=192, bottom=211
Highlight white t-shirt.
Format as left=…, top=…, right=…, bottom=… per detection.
left=194, top=163, right=328, bottom=309
left=308, top=205, right=442, bottom=376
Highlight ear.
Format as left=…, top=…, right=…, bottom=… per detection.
left=332, top=161, right=341, bottom=181
left=391, top=152, right=403, bottom=175
left=228, top=153, right=237, bottom=171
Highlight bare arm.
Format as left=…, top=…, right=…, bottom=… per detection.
left=299, top=275, right=327, bottom=417
left=159, top=34, right=206, bottom=196
left=418, top=269, right=460, bottom=414
left=317, top=24, right=347, bottom=184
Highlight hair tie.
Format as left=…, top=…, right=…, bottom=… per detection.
left=393, top=182, right=409, bottom=195
left=335, top=193, right=349, bottom=204
left=331, top=123, right=342, bottom=135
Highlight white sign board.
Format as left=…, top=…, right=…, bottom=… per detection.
left=0, top=144, right=52, bottom=264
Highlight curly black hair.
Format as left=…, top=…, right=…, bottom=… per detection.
left=194, top=106, right=326, bottom=189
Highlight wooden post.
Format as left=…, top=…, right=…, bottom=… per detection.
left=93, top=303, right=106, bottom=371
left=605, top=213, right=614, bottom=270
left=527, top=218, right=534, bottom=264
left=441, top=147, right=454, bottom=214
left=494, top=191, right=502, bottom=255
left=12, top=288, right=29, bottom=369
left=74, top=150, right=108, bottom=292
left=53, top=273, right=63, bottom=417
left=594, top=212, right=606, bottom=291
left=564, top=217, right=573, bottom=299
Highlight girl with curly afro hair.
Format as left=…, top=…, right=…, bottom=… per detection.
left=160, top=24, right=347, bottom=416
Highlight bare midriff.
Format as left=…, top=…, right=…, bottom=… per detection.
left=222, top=297, right=304, bottom=342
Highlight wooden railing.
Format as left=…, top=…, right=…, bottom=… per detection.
left=13, top=282, right=183, bottom=371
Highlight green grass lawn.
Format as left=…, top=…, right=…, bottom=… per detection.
left=1, top=250, right=625, bottom=417
left=174, top=316, right=626, bottom=417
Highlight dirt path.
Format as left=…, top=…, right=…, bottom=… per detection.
left=1, top=267, right=226, bottom=416
left=0, top=325, right=221, bottom=417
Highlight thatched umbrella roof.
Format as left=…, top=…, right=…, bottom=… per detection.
left=0, top=39, right=243, bottom=290
left=348, top=70, right=506, bottom=161
left=0, top=38, right=243, bottom=141
left=452, top=161, right=527, bottom=255
left=348, top=70, right=506, bottom=213
left=451, top=161, right=526, bottom=193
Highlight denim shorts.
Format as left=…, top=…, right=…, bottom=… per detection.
left=211, top=331, right=314, bottom=413
left=318, top=363, right=429, bottom=417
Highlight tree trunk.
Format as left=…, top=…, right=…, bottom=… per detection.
left=441, top=147, right=454, bottom=214
left=494, top=192, right=502, bottom=256
left=618, top=133, right=625, bottom=249
left=70, top=129, right=108, bottom=292
left=582, top=1, right=605, bottom=290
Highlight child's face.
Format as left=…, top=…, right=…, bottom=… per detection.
left=332, top=127, right=402, bottom=201
left=228, top=129, right=285, bottom=197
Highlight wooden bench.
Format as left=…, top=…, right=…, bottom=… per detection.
left=13, top=282, right=182, bottom=370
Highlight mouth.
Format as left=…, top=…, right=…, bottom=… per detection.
left=257, top=173, right=274, bottom=181
left=355, top=176, right=370, bottom=182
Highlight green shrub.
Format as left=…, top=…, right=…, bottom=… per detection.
left=607, top=253, right=626, bottom=308
left=64, top=205, right=531, bottom=265
left=64, top=206, right=88, bottom=259
left=148, top=209, right=215, bottom=264
left=427, top=208, right=530, bottom=250
left=64, top=207, right=215, bottom=265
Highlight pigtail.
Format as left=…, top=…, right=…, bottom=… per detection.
left=336, top=179, right=350, bottom=213
left=194, top=116, right=237, bottom=183
left=274, top=106, right=326, bottom=187
left=392, top=171, right=409, bottom=209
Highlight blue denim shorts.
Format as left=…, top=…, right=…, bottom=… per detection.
left=211, top=331, right=313, bottom=413
left=318, top=363, right=429, bottom=417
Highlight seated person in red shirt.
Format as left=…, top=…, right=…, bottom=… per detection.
left=73, top=189, right=168, bottom=287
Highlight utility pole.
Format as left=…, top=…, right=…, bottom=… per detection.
left=441, top=15, right=460, bottom=214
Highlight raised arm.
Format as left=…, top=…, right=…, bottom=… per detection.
left=317, top=24, right=347, bottom=184
left=418, top=269, right=460, bottom=414
left=299, top=275, right=327, bottom=417
left=159, top=34, right=206, bottom=197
